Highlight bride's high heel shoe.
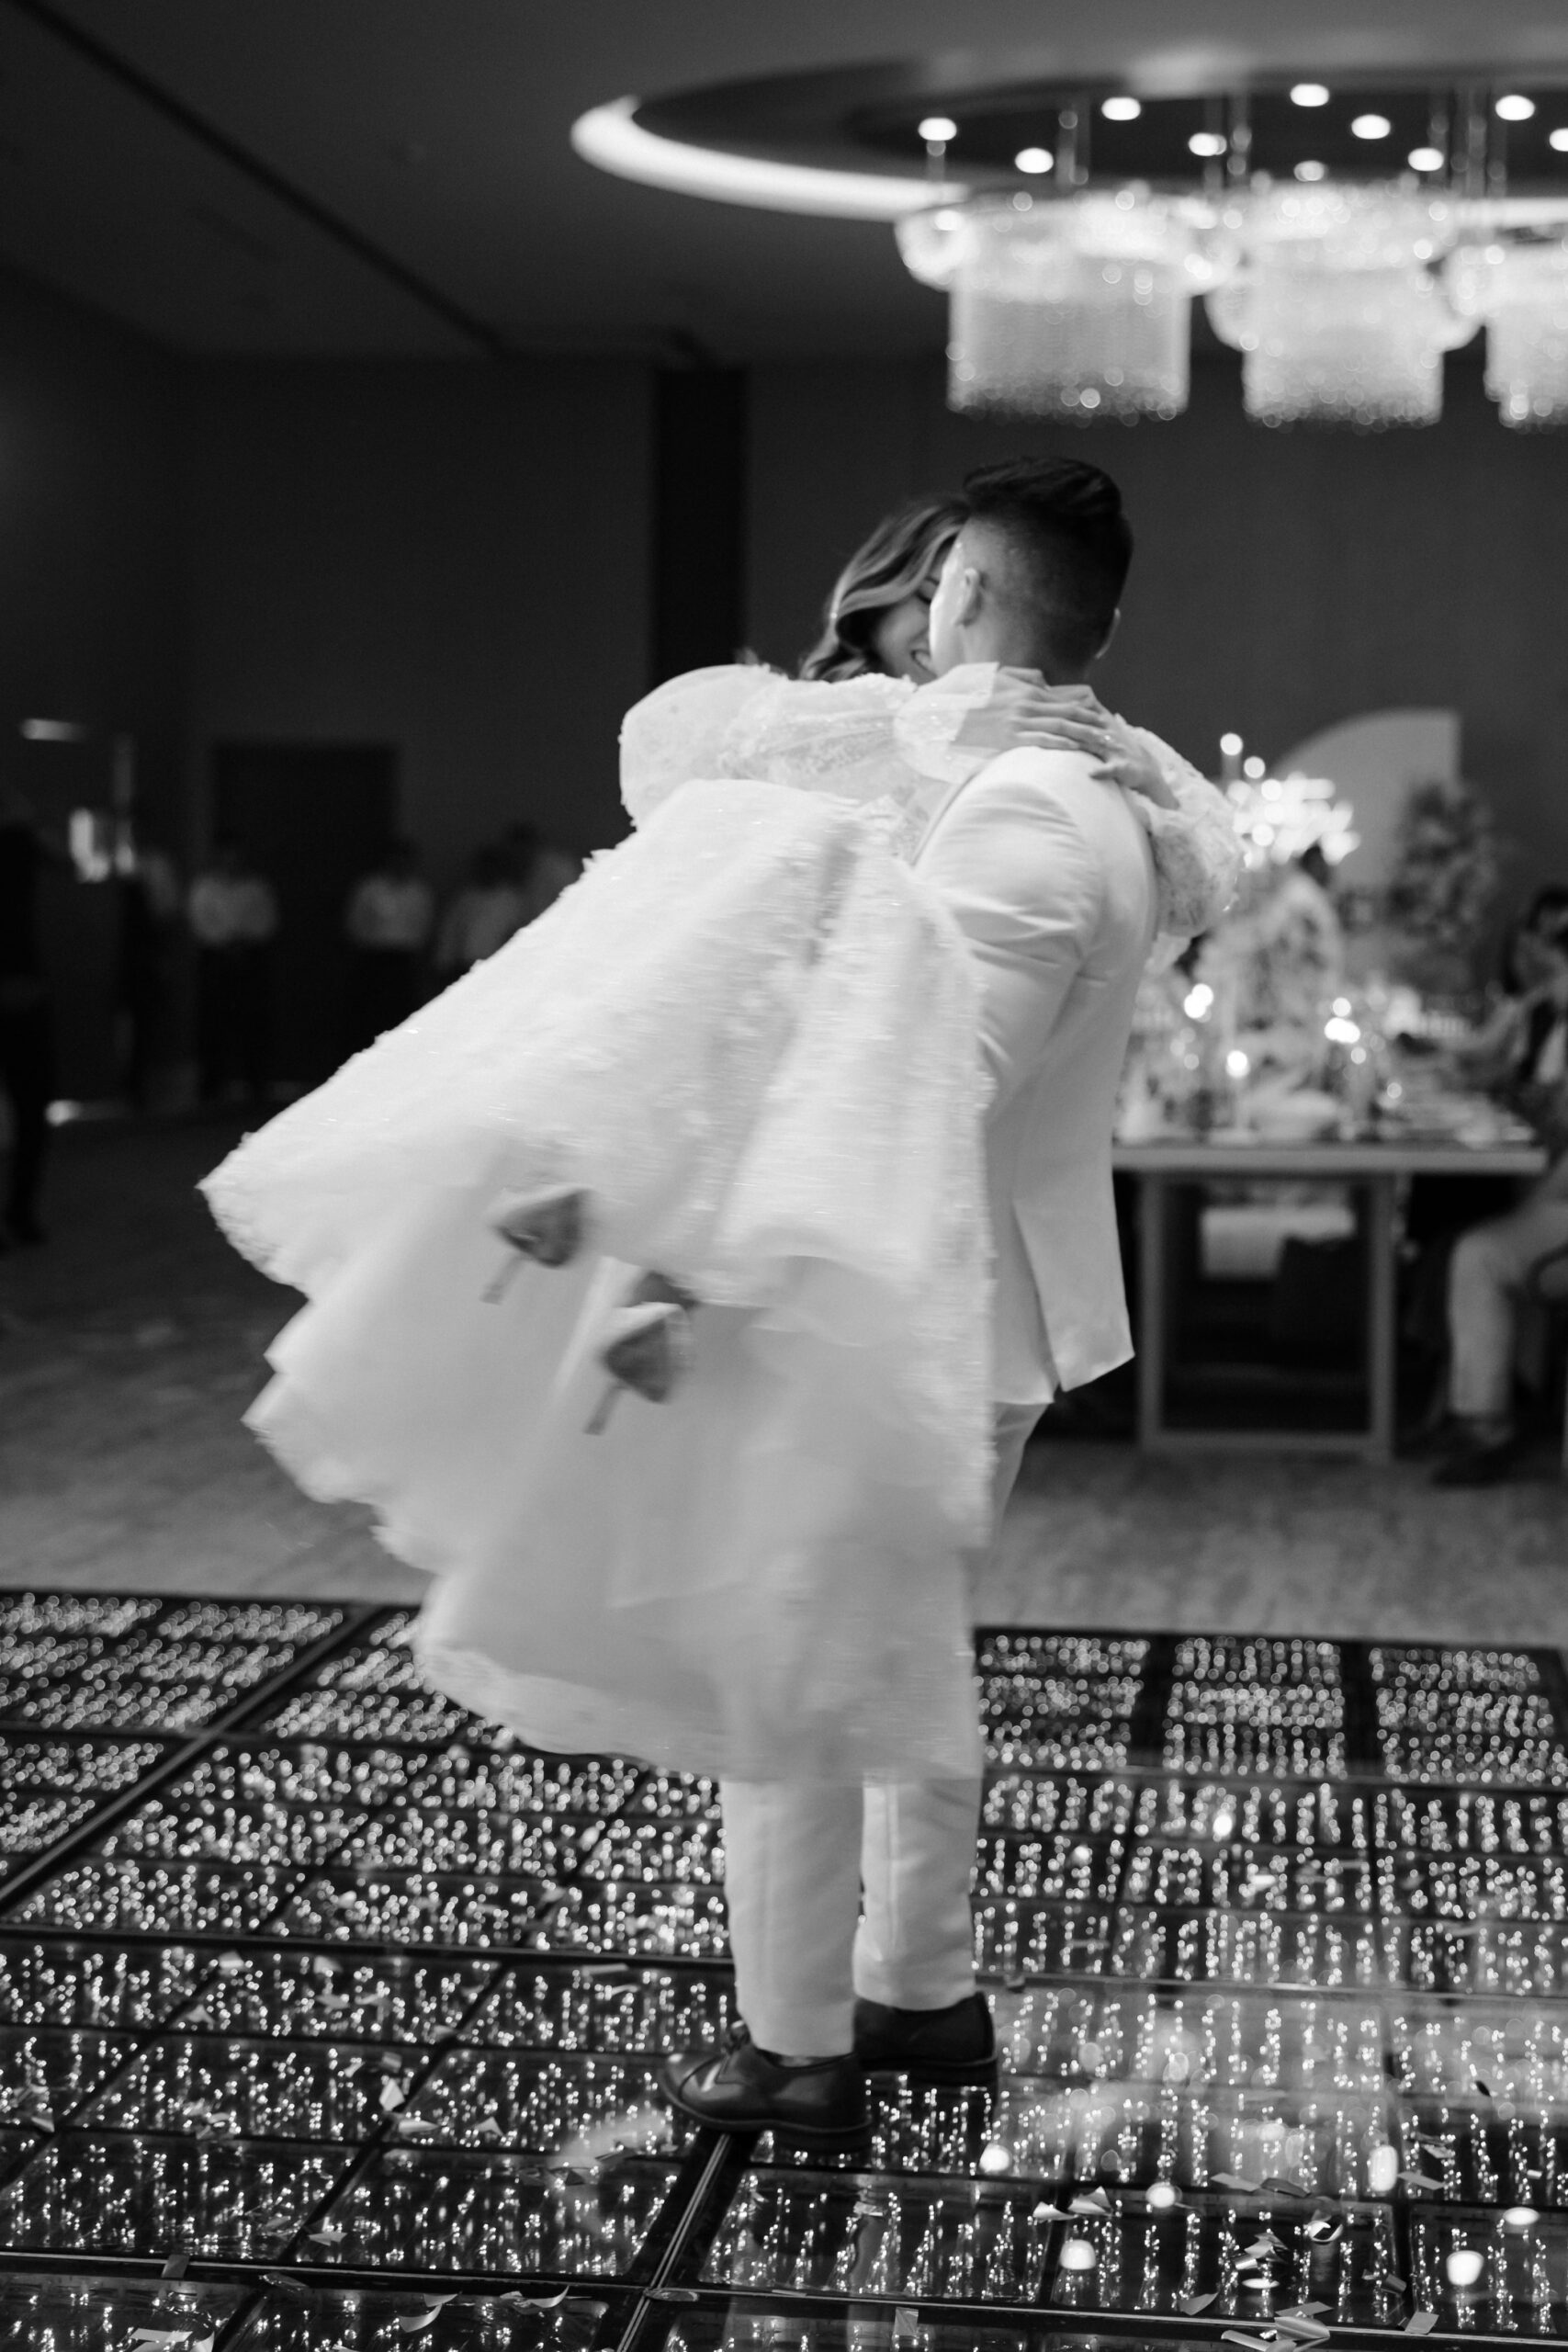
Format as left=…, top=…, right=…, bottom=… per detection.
left=586, top=1273, right=698, bottom=1433
left=483, top=1185, right=590, bottom=1300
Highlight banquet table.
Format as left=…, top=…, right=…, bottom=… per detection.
left=1112, top=1135, right=1549, bottom=1457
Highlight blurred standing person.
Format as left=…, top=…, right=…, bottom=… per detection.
left=434, top=844, right=525, bottom=981
left=0, top=782, right=62, bottom=1245
left=502, top=820, right=581, bottom=929
left=344, top=838, right=434, bottom=1051
left=118, top=834, right=182, bottom=1112
left=188, top=836, right=278, bottom=1105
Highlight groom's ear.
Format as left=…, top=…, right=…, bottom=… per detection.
left=956, top=565, right=984, bottom=628
left=1091, top=606, right=1122, bottom=662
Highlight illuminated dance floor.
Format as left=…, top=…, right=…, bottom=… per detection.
left=3, top=1595, right=1568, bottom=2348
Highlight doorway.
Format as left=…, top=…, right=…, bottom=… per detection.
left=210, top=742, right=397, bottom=1090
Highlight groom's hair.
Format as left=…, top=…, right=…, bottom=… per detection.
left=960, top=458, right=1132, bottom=672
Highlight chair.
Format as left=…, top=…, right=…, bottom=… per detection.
left=1529, top=1241, right=1568, bottom=1475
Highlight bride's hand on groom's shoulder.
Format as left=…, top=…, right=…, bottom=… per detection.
left=955, top=669, right=1098, bottom=754
left=956, top=674, right=1177, bottom=808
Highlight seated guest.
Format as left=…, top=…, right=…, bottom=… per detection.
left=1433, top=890, right=1568, bottom=1484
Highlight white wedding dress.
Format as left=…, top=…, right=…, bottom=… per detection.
left=203, top=663, right=1231, bottom=1782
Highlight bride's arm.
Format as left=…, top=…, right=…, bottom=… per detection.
left=619, top=664, right=781, bottom=826
left=722, top=663, right=1094, bottom=801
left=1119, top=729, right=1242, bottom=939
left=719, top=670, right=924, bottom=797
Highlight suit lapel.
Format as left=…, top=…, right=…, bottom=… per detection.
left=910, top=768, right=980, bottom=865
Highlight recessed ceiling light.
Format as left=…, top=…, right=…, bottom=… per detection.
left=1291, top=84, right=1330, bottom=107
left=1101, top=96, right=1142, bottom=121
left=1551, top=127, right=1568, bottom=152
left=1189, top=131, right=1227, bottom=158
left=1351, top=113, right=1393, bottom=140
left=1014, top=146, right=1055, bottom=174
left=1495, top=94, right=1536, bottom=121
left=1408, top=145, right=1445, bottom=171
left=919, top=116, right=957, bottom=143
left=1294, top=160, right=1327, bottom=181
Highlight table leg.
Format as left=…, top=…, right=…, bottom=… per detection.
left=1367, top=1174, right=1397, bottom=1462
left=1136, top=1172, right=1168, bottom=1449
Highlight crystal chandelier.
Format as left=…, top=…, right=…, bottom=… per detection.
left=1451, top=237, right=1568, bottom=427
left=1204, top=186, right=1478, bottom=427
left=897, top=189, right=1224, bottom=421
left=573, top=70, right=1568, bottom=433
left=891, top=90, right=1568, bottom=432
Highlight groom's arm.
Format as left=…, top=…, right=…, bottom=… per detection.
left=919, top=756, right=1103, bottom=1116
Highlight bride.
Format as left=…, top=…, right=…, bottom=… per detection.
left=204, top=493, right=1235, bottom=1786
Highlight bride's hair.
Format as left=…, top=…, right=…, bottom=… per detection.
left=798, top=495, right=965, bottom=680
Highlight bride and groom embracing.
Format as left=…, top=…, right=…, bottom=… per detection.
left=205, top=456, right=1238, bottom=2145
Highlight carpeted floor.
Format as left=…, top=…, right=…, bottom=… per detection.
left=2, top=1118, right=1563, bottom=1634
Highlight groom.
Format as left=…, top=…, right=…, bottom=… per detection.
left=661, top=457, right=1158, bottom=2141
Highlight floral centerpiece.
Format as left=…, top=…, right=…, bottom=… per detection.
left=1382, top=778, right=1500, bottom=997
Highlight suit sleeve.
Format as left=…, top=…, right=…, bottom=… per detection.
left=919, top=762, right=1103, bottom=1117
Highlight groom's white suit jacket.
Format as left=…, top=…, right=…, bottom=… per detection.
left=915, top=747, right=1157, bottom=1406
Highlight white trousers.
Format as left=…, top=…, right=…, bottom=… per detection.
left=719, top=1400, right=1042, bottom=2056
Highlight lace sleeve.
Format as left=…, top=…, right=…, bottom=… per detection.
left=718, top=671, right=921, bottom=801
left=892, top=663, right=1002, bottom=785
left=716, top=659, right=1006, bottom=821
left=1125, top=729, right=1242, bottom=940
left=619, top=665, right=781, bottom=828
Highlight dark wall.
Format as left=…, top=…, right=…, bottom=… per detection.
left=652, top=368, right=748, bottom=682
left=746, top=345, right=1568, bottom=900
left=0, top=263, right=184, bottom=831
left=0, top=266, right=184, bottom=1097
left=186, top=355, right=653, bottom=888
left=4, top=229, right=1566, bottom=979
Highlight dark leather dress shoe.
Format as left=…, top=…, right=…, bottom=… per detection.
left=660, top=2023, right=868, bottom=2145
left=1432, top=1430, right=1522, bottom=1487
left=853, top=1991, right=998, bottom=2085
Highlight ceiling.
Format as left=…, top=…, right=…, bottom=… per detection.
left=7, top=0, right=1568, bottom=361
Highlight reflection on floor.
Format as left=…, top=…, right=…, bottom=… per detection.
left=2, top=1600, right=1568, bottom=2347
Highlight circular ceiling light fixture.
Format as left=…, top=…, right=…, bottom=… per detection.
left=570, top=97, right=958, bottom=219
left=576, top=69, right=1568, bottom=435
